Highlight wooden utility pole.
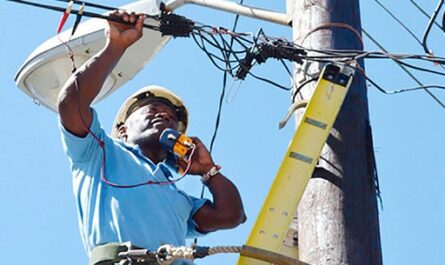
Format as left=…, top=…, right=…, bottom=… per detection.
left=287, top=1, right=383, bottom=264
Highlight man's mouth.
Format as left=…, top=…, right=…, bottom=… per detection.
left=151, top=117, right=169, bottom=125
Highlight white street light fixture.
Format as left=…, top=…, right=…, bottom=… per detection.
left=15, top=0, right=169, bottom=112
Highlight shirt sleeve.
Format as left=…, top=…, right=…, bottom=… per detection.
left=186, top=195, right=211, bottom=238
left=59, top=109, right=105, bottom=163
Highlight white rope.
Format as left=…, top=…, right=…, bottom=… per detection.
left=156, top=245, right=194, bottom=265
left=208, top=246, right=242, bottom=255
left=156, top=244, right=242, bottom=265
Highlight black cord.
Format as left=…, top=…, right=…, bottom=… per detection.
left=373, top=0, right=423, bottom=46
left=191, top=32, right=236, bottom=72
left=360, top=69, right=445, bottom=96
left=422, top=0, right=445, bottom=54
left=195, top=1, right=245, bottom=246
left=6, top=0, right=160, bottom=31
left=247, top=71, right=292, bottom=91
left=9, top=0, right=445, bottom=109
left=195, top=26, right=251, bottom=53
left=409, top=0, right=445, bottom=31
left=54, top=0, right=117, bottom=11
left=54, top=0, right=160, bottom=20
left=362, top=28, right=445, bottom=108
left=292, top=77, right=318, bottom=103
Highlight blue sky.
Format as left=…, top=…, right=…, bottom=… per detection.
left=0, top=0, right=444, bottom=264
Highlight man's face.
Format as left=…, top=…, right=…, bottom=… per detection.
left=122, top=100, right=179, bottom=144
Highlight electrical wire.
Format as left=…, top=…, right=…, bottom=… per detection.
left=7, top=0, right=445, bottom=108
left=292, top=77, right=318, bottom=103
left=54, top=0, right=116, bottom=11
left=6, top=0, right=161, bottom=30
left=362, top=29, right=445, bottom=108
left=373, top=0, right=423, bottom=46
left=195, top=0, right=246, bottom=245
left=421, top=0, right=445, bottom=54
left=409, top=0, right=445, bottom=31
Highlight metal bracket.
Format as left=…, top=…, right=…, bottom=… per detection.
left=165, top=0, right=291, bottom=26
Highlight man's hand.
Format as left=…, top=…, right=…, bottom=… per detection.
left=107, top=10, right=145, bottom=50
left=178, top=137, right=215, bottom=176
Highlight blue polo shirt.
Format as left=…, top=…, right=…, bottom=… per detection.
left=60, top=109, right=208, bottom=263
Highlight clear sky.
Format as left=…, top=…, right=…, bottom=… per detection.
left=0, top=0, right=444, bottom=264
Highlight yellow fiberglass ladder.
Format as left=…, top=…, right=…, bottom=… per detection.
left=237, top=63, right=355, bottom=265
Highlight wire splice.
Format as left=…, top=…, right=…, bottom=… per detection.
left=160, top=12, right=195, bottom=37
left=235, top=38, right=306, bottom=80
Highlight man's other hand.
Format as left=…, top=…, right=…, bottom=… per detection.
left=179, top=137, right=216, bottom=176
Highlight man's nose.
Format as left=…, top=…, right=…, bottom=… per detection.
left=154, top=112, right=169, bottom=119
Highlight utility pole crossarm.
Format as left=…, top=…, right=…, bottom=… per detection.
left=165, top=0, right=291, bottom=26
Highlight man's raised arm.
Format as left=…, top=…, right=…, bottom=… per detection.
left=57, top=11, right=145, bottom=137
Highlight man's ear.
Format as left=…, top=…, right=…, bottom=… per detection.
left=118, top=125, right=128, bottom=141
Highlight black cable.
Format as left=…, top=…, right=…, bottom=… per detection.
left=54, top=0, right=117, bottom=11
left=218, top=30, right=236, bottom=75
left=191, top=32, right=237, bottom=72
left=292, top=77, right=318, bottom=103
left=422, top=0, right=444, bottom=54
left=191, top=31, right=241, bottom=64
left=10, top=0, right=445, bottom=107
left=280, top=59, right=293, bottom=77
left=6, top=0, right=160, bottom=31
left=359, top=69, right=445, bottom=95
left=209, top=71, right=228, bottom=155
left=208, top=0, right=244, bottom=157
left=213, top=33, right=445, bottom=85
left=193, top=26, right=299, bottom=93
left=373, top=0, right=423, bottom=46
left=386, top=54, right=445, bottom=77
left=194, top=26, right=251, bottom=54
left=54, top=0, right=160, bottom=19
left=362, top=28, right=445, bottom=108
left=409, top=0, right=445, bottom=31
left=196, top=1, right=245, bottom=246
left=247, top=71, right=292, bottom=91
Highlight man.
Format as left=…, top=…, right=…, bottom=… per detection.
left=58, top=10, right=246, bottom=264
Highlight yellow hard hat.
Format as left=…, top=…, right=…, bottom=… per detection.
left=112, top=85, right=188, bottom=138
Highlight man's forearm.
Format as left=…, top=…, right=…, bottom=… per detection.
left=65, top=42, right=125, bottom=108
left=198, top=174, right=246, bottom=231
left=58, top=42, right=127, bottom=136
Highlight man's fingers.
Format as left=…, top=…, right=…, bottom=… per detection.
left=108, top=10, right=143, bottom=25
left=122, top=12, right=129, bottom=22
left=190, top=137, right=204, bottom=147
left=110, top=10, right=119, bottom=16
left=129, top=12, right=136, bottom=23
left=135, top=14, right=145, bottom=31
